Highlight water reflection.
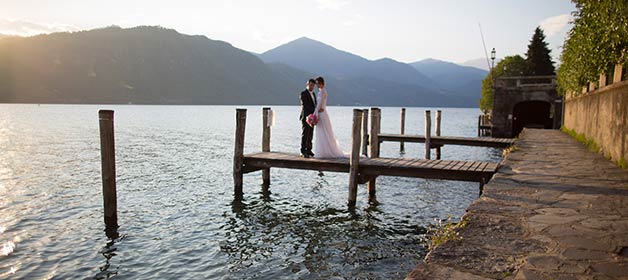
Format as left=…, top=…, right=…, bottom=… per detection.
left=223, top=195, right=427, bottom=279
left=94, top=226, right=123, bottom=279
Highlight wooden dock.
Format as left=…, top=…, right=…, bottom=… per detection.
left=243, top=152, right=498, bottom=183
left=233, top=108, right=504, bottom=207
left=377, top=134, right=515, bottom=148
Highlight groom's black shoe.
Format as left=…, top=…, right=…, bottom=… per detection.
left=300, top=153, right=310, bottom=158
left=307, top=151, right=315, bottom=157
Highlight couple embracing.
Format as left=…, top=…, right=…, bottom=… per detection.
left=299, top=77, right=347, bottom=159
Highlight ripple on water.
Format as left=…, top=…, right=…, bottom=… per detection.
left=0, top=105, right=502, bottom=279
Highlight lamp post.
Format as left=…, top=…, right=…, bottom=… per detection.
left=490, top=47, right=496, bottom=94
left=490, top=48, right=496, bottom=71
left=489, top=48, right=496, bottom=134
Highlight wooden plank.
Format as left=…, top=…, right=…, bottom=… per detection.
left=451, top=161, right=467, bottom=171
left=437, top=160, right=455, bottom=170
left=477, top=162, right=490, bottom=172
left=433, top=160, right=448, bottom=169
left=243, top=151, right=498, bottom=183
left=389, top=157, right=406, bottom=167
left=378, top=134, right=515, bottom=148
left=360, top=163, right=490, bottom=182
left=468, top=161, right=482, bottom=171
left=424, top=159, right=441, bottom=169
left=460, top=161, right=476, bottom=171
left=484, top=162, right=499, bottom=172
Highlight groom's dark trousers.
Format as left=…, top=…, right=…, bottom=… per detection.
left=299, top=89, right=316, bottom=155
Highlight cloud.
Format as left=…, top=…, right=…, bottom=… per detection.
left=316, top=0, right=348, bottom=11
left=0, top=19, right=80, bottom=36
left=539, top=14, right=573, bottom=37
left=342, top=14, right=364, bottom=26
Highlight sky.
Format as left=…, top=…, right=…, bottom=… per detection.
left=0, top=0, right=576, bottom=67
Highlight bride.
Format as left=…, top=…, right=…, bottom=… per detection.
left=313, top=76, right=348, bottom=158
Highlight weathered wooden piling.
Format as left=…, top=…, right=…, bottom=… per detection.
left=368, top=108, right=381, bottom=197
left=435, top=110, right=442, bottom=160
left=262, top=108, right=271, bottom=186
left=98, top=110, right=117, bottom=230
left=400, top=108, right=406, bottom=152
left=233, top=109, right=247, bottom=197
left=348, top=109, right=364, bottom=207
left=425, top=110, right=431, bottom=159
left=362, top=109, right=369, bottom=156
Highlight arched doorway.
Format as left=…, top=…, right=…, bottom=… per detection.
left=512, top=101, right=552, bottom=137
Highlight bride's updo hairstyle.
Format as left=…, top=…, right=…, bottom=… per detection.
left=315, top=76, right=325, bottom=86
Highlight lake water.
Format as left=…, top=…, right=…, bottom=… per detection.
left=0, top=104, right=502, bottom=279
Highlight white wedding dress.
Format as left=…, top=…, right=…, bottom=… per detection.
left=314, top=88, right=348, bottom=158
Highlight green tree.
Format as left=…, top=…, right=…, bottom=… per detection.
left=479, top=55, right=528, bottom=111
left=526, top=27, right=555, bottom=75
left=558, top=0, right=628, bottom=94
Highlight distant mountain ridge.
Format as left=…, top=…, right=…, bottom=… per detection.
left=261, top=37, right=487, bottom=107
left=0, top=26, right=295, bottom=104
left=410, top=58, right=487, bottom=105
left=260, top=37, right=435, bottom=88
left=0, top=26, right=484, bottom=107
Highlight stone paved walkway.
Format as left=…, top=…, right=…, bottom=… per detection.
left=407, top=129, right=628, bottom=280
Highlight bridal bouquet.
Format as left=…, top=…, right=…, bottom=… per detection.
left=306, top=113, right=318, bottom=127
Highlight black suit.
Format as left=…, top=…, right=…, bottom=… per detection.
left=300, top=89, right=316, bottom=155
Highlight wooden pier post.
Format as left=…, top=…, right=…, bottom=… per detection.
left=262, top=107, right=271, bottom=186
left=425, top=110, right=431, bottom=160
left=348, top=109, right=364, bottom=207
left=362, top=109, right=369, bottom=156
left=368, top=108, right=381, bottom=197
left=98, top=110, right=118, bottom=231
left=400, top=108, right=406, bottom=153
left=478, top=115, right=482, bottom=137
left=435, top=110, right=441, bottom=160
left=233, top=109, right=247, bottom=197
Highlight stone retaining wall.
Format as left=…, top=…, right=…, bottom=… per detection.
left=563, top=80, right=628, bottom=166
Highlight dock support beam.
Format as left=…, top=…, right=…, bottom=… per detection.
left=400, top=108, right=406, bottom=153
left=348, top=109, right=364, bottom=207
left=368, top=108, right=381, bottom=197
left=262, top=107, right=271, bottom=187
left=435, top=110, right=441, bottom=160
left=233, top=109, right=247, bottom=198
left=362, top=109, right=369, bottom=156
left=99, top=110, right=118, bottom=237
left=425, top=110, right=431, bottom=160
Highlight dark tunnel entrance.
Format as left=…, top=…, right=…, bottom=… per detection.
left=512, top=101, right=552, bottom=137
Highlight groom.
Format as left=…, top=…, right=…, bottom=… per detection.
left=299, top=78, right=317, bottom=158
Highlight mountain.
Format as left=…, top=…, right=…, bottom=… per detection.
left=0, top=26, right=295, bottom=104
left=411, top=58, right=487, bottom=105
left=267, top=62, right=459, bottom=106
left=0, top=26, right=468, bottom=106
left=260, top=37, right=435, bottom=88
